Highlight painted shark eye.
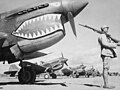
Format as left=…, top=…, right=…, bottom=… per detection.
left=50, top=2, right=61, bottom=7
left=55, top=2, right=61, bottom=7
left=38, top=3, right=49, bottom=9
left=18, top=10, right=28, bottom=15
left=15, top=3, right=49, bottom=16
left=27, top=7, right=38, bottom=12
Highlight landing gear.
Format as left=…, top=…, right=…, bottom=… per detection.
left=85, top=73, right=90, bottom=78
left=18, top=67, right=36, bottom=84
left=72, top=71, right=79, bottom=78
left=44, top=73, right=50, bottom=79
left=18, top=60, right=36, bottom=84
left=44, top=73, right=57, bottom=79
left=50, top=73, right=57, bottom=79
left=45, top=69, right=57, bottom=79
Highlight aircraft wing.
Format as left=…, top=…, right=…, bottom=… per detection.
left=23, top=51, right=49, bottom=60
left=4, top=71, right=17, bottom=75
left=22, top=61, right=48, bottom=74
left=4, top=70, right=18, bottom=77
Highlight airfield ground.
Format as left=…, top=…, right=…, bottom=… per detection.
left=0, top=76, right=120, bottom=90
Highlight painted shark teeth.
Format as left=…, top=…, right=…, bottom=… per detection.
left=16, top=14, right=62, bottom=33
left=59, top=23, right=63, bottom=29
left=13, top=24, right=63, bottom=39
left=46, top=28, right=50, bottom=34
left=57, top=14, right=61, bottom=20
left=12, top=14, right=64, bottom=39
left=54, top=25, right=59, bottom=30
left=37, top=31, right=41, bottom=36
left=53, top=14, right=57, bottom=20
left=24, top=34, right=28, bottom=38
left=41, top=30, right=45, bottom=35
left=40, top=16, right=44, bottom=21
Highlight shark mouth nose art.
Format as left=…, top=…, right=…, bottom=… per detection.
left=12, top=14, right=64, bottom=39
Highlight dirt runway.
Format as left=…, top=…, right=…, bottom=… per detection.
left=0, top=76, right=120, bottom=90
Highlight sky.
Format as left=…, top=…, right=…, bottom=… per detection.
left=0, top=0, right=120, bottom=73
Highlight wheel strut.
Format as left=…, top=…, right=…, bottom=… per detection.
left=18, top=60, right=36, bottom=84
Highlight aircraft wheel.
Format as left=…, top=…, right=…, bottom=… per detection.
left=76, top=74, right=79, bottom=78
left=85, top=72, right=89, bottom=78
left=50, top=73, right=57, bottom=79
left=72, top=72, right=78, bottom=78
left=44, top=73, right=50, bottom=79
left=73, top=74, right=79, bottom=78
left=92, top=73, right=95, bottom=77
left=18, top=68, right=36, bottom=84
left=86, top=74, right=90, bottom=78
left=72, top=73, right=76, bottom=78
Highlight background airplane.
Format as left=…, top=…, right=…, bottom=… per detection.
left=0, top=0, right=88, bottom=83
left=39, top=53, right=68, bottom=79
left=4, top=53, right=68, bottom=79
left=4, top=64, right=20, bottom=77
left=62, top=65, right=101, bottom=78
left=62, top=64, right=86, bottom=78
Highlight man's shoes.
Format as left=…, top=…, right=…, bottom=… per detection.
left=102, top=85, right=115, bottom=89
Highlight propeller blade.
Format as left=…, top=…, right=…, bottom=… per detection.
left=67, top=12, right=77, bottom=37
left=61, top=52, right=64, bottom=58
left=65, top=62, right=68, bottom=66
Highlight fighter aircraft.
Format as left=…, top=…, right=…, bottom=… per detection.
left=4, top=64, right=20, bottom=77
left=0, top=0, right=88, bottom=83
left=4, top=53, right=68, bottom=79
left=39, top=53, right=68, bottom=79
left=62, top=64, right=86, bottom=78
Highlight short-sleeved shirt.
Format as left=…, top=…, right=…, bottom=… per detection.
left=98, top=34, right=117, bottom=57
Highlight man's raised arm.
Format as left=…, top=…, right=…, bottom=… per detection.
left=79, top=24, right=102, bottom=34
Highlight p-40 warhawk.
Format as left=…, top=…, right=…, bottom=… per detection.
left=4, top=64, right=19, bottom=77
left=0, top=0, right=88, bottom=83
left=39, top=53, right=68, bottom=79
left=62, top=64, right=86, bottom=78
left=4, top=53, right=68, bottom=79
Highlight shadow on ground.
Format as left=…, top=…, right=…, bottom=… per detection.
left=66, top=82, right=101, bottom=88
left=83, top=84, right=101, bottom=88
left=0, top=80, right=67, bottom=89
left=0, top=87, right=3, bottom=89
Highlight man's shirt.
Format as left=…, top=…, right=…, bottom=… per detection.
left=98, top=34, right=117, bottom=57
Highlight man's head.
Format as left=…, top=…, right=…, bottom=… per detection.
left=101, top=25, right=109, bottom=34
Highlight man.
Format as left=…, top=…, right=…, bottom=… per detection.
left=79, top=24, right=120, bottom=88
left=98, top=25, right=120, bottom=89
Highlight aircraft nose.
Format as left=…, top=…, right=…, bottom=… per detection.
left=63, top=59, right=68, bottom=66
left=61, top=0, right=88, bottom=37
left=62, top=0, right=88, bottom=16
left=61, top=58, right=68, bottom=63
left=72, top=0, right=88, bottom=16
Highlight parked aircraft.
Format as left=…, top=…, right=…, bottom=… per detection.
left=62, top=64, right=86, bottom=78
left=62, top=65, right=101, bottom=78
left=85, top=67, right=101, bottom=77
left=4, top=64, right=19, bottom=77
left=0, top=0, right=88, bottom=83
left=34, top=53, right=68, bottom=79
left=4, top=53, right=68, bottom=80
left=61, top=68, right=73, bottom=76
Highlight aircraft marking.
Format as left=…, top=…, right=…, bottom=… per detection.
left=12, top=14, right=64, bottom=39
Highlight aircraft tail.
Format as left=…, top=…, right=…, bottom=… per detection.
left=9, top=64, right=19, bottom=71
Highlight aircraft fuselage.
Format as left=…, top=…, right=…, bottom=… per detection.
left=0, top=0, right=88, bottom=62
